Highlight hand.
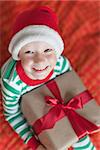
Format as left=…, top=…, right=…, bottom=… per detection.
left=37, top=144, right=46, bottom=150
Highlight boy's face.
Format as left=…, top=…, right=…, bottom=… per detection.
left=19, top=41, right=57, bottom=80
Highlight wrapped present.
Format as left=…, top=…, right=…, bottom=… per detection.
left=21, top=70, right=100, bottom=150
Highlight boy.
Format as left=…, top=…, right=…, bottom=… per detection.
left=1, top=6, right=95, bottom=150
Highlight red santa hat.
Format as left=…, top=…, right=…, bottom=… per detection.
left=8, top=6, right=64, bottom=60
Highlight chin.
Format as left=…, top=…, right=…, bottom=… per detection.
left=32, top=69, right=51, bottom=80
left=34, top=74, right=48, bottom=80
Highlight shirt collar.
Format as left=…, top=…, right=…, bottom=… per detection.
left=16, top=61, right=53, bottom=86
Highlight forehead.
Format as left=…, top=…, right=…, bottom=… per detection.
left=20, top=41, right=54, bottom=51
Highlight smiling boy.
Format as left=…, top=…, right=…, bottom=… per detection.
left=1, top=6, right=95, bottom=150
left=19, top=41, right=57, bottom=81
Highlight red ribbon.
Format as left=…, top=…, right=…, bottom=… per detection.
left=32, top=80, right=99, bottom=139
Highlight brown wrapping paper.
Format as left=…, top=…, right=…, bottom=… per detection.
left=21, top=70, right=100, bottom=150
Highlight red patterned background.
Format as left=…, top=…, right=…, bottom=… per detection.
left=0, top=1, right=100, bottom=150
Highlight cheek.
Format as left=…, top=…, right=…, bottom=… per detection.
left=21, top=57, right=33, bottom=68
left=22, top=56, right=32, bottom=63
left=47, top=54, right=57, bottom=67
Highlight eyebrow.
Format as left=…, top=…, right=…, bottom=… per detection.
left=24, top=48, right=54, bottom=53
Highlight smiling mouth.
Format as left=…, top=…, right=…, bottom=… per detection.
left=32, top=66, right=48, bottom=72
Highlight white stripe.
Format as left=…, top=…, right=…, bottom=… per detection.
left=4, top=100, right=18, bottom=105
left=73, top=136, right=95, bottom=150
left=84, top=142, right=95, bottom=150
left=61, top=64, right=70, bottom=73
left=2, top=93, right=16, bottom=100
left=4, top=109, right=18, bottom=114
left=50, top=73, right=56, bottom=80
left=1, top=57, right=12, bottom=78
left=9, top=67, right=16, bottom=81
left=16, top=123, right=29, bottom=133
left=73, top=136, right=90, bottom=147
left=3, top=102, right=19, bottom=109
left=4, top=107, right=18, bottom=114
left=14, top=75, right=21, bottom=83
left=93, top=147, right=96, bottom=150
left=3, top=79, right=22, bottom=91
left=73, top=142, right=94, bottom=150
left=10, top=116, right=24, bottom=126
left=1, top=82, right=19, bottom=97
left=22, top=131, right=32, bottom=141
left=21, top=82, right=27, bottom=87
left=5, top=112, right=21, bottom=120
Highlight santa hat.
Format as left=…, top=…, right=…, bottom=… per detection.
left=8, top=6, right=64, bottom=60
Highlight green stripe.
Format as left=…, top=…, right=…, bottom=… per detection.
left=16, top=80, right=22, bottom=85
left=3, top=97, right=17, bottom=102
left=54, top=56, right=68, bottom=73
left=54, top=67, right=70, bottom=74
left=12, top=70, right=17, bottom=81
left=56, top=61, right=60, bottom=67
left=3, top=59, right=16, bottom=79
left=91, top=145, right=95, bottom=150
left=77, top=136, right=88, bottom=143
left=20, top=127, right=30, bottom=137
left=24, top=133, right=33, bottom=143
left=74, top=141, right=91, bottom=149
left=2, top=90, right=17, bottom=99
left=61, top=57, right=66, bottom=72
left=54, top=69, right=60, bottom=73
left=4, top=102, right=18, bottom=107
left=66, top=68, right=71, bottom=72
left=8, top=113, right=22, bottom=123
left=14, top=119, right=26, bottom=130
left=3, top=81, right=20, bottom=94
left=4, top=111, right=10, bottom=116
left=22, top=85, right=29, bottom=91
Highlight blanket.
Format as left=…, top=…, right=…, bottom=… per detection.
left=0, top=1, right=100, bottom=150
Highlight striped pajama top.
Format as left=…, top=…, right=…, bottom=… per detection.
left=1, top=55, right=95, bottom=150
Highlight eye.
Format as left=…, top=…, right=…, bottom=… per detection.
left=44, top=49, right=53, bottom=53
left=25, top=51, right=34, bottom=54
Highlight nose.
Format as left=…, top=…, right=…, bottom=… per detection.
left=33, top=52, right=45, bottom=64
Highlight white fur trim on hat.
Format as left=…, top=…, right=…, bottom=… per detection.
left=8, top=25, right=64, bottom=60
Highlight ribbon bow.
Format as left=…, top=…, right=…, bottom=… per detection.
left=33, top=80, right=99, bottom=139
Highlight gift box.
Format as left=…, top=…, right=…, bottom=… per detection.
left=21, top=70, right=100, bottom=150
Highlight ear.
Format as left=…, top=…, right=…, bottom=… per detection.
left=18, top=49, right=22, bottom=60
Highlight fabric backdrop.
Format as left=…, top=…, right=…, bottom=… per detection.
left=0, top=1, right=100, bottom=150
